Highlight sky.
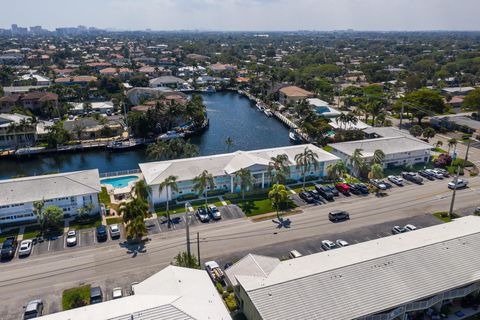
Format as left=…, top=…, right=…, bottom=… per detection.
left=2, top=0, right=480, bottom=32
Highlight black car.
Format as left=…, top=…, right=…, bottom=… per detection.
left=96, top=225, right=108, bottom=242
left=326, top=185, right=339, bottom=197
left=1, top=237, right=18, bottom=260
left=328, top=210, right=350, bottom=222
left=299, top=191, right=315, bottom=203
left=90, top=286, right=103, bottom=304
left=356, top=183, right=370, bottom=194
left=418, top=170, right=435, bottom=181
left=346, top=183, right=361, bottom=195
left=315, top=184, right=334, bottom=201
left=308, top=190, right=321, bottom=201
left=382, top=181, right=393, bottom=189
left=402, top=172, right=424, bottom=184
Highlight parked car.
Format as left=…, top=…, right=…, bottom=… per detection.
left=392, top=226, right=407, bottom=234
left=326, top=185, right=339, bottom=196
left=426, top=169, right=443, bottom=179
left=315, top=184, right=334, bottom=201
left=370, top=179, right=387, bottom=190
left=356, top=183, right=370, bottom=194
left=96, top=225, right=108, bottom=242
left=66, top=230, right=77, bottom=247
left=346, top=183, right=361, bottom=195
left=336, top=239, right=350, bottom=247
left=404, top=224, right=417, bottom=231
left=418, top=170, right=435, bottom=181
left=18, top=240, right=33, bottom=257
left=388, top=175, right=404, bottom=186
left=402, top=172, right=423, bottom=184
left=335, top=183, right=350, bottom=195
left=448, top=179, right=469, bottom=189
left=1, top=236, right=18, bottom=260
left=109, top=224, right=121, bottom=238
left=299, top=191, right=315, bottom=203
left=328, top=210, right=350, bottom=222
left=112, top=287, right=123, bottom=299
left=434, top=168, right=450, bottom=177
left=308, top=190, right=321, bottom=201
left=381, top=180, right=393, bottom=189
left=321, top=240, right=337, bottom=251
left=90, top=286, right=103, bottom=304
left=196, top=207, right=210, bottom=222
left=289, top=250, right=302, bottom=259
left=23, top=299, right=43, bottom=319
left=207, top=204, right=222, bottom=220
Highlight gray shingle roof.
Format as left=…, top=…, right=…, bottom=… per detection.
left=0, top=169, right=101, bottom=206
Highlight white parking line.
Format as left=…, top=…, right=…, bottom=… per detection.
left=354, top=240, right=360, bottom=244
left=78, top=234, right=81, bottom=247
left=93, top=232, right=96, bottom=244
left=365, top=236, right=371, bottom=241
left=376, top=234, right=384, bottom=238
left=48, top=240, right=51, bottom=251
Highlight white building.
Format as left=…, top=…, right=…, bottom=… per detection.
left=328, top=127, right=432, bottom=168
left=0, top=169, right=101, bottom=225
left=307, top=98, right=341, bottom=119
left=226, top=216, right=480, bottom=320
left=69, top=101, right=114, bottom=115
left=39, top=265, right=231, bottom=320
left=19, top=73, right=52, bottom=86
left=139, top=144, right=340, bottom=205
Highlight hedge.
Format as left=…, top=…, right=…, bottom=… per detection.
left=176, top=194, right=198, bottom=202
left=62, top=285, right=91, bottom=310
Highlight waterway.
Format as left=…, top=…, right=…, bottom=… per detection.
left=0, top=92, right=293, bottom=179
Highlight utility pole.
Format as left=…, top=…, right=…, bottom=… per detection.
left=185, top=202, right=191, bottom=262
left=197, top=232, right=201, bottom=266
left=448, top=139, right=471, bottom=218
left=465, top=138, right=471, bottom=163
left=399, top=102, right=405, bottom=130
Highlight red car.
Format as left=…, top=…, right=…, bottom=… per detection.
left=335, top=183, right=350, bottom=195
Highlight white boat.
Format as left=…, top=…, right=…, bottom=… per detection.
left=289, top=130, right=303, bottom=144
left=158, top=131, right=185, bottom=141
left=15, top=146, right=46, bottom=156
left=256, top=103, right=265, bottom=111
left=107, top=139, right=143, bottom=150
left=264, top=109, right=273, bottom=117
left=205, top=86, right=216, bottom=93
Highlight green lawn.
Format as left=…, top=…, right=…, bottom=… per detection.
left=22, top=225, right=41, bottom=240
left=99, top=187, right=111, bottom=206
left=69, top=215, right=102, bottom=230
left=230, top=197, right=297, bottom=217
left=106, top=217, right=123, bottom=225
left=433, top=211, right=459, bottom=223
left=62, top=285, right=91, bottom=310
left=433, top=147, right=447, bottom=153
left=0, top=228, right=19, bottom=243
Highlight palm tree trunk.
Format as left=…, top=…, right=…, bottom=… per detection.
left=302, top=170, right=306, bottom=189
left=205, top=189, right=208, bottom=207
left=166, top=188, right=171, bottom=228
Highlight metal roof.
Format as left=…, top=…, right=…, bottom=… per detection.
left=229, top=217, right=480, bottom=320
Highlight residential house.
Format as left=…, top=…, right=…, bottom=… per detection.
left=430, top=115, right=480, bottom=135
left=126, top=87, right=187, bottom=105
left=441, top=87, right=475, bottom=96
left=278, top=86, right=314, bottom=105
left=17, top=73, right=52, bottom=86
left=139, top=144, right=339, bottom=205
left=0, top=91, right=58, bottom=113
left=63, top=117, right=124, bottom=140
left=69, top=101, right=114, bottom=115
left=0, top=169, right=101, bottom=225
left=209, top=63, right=237, bottom=73
left=149, top=76, right=185, bottom=89
left=55, top=76, right=97, bottom=87
left=307, top=98, right=341, bottom=118
left=0, top=113, right=36, bottom=148
left=0, top=53, right=24, bottom=65
left=99, top=67, right=133, bottom=78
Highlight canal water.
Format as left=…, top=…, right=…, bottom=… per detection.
left=0, top=92, right=293, bottom=179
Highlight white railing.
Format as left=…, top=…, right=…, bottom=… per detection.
left=100, top=169, right=141, bottom=178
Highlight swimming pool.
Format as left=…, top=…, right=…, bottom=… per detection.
left=100, top=175, right=139, bottom=188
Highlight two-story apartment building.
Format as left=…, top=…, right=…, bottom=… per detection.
left=0, top=91, right=58, bottom=113
left=0, top=169, right=101, bottom=225
left=139, top=144, right=339, bottom=205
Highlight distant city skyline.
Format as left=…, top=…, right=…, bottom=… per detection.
left=1, top=0, right=480, bottom=32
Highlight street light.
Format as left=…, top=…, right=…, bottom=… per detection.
left=185, top=202, right=191, bottom=261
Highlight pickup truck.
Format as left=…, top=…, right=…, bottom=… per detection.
left=205, top=260, right=225, bottom=283
left=1, top=236, right=18, bottom=260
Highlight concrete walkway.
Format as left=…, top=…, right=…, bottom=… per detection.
left=219, top=196, right=228, bottom=206
left=17, top=226, right=25, bottom=241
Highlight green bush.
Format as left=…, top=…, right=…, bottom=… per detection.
left=207, top=189, right=228, bottom=197
left=176, top=194, right=198, bottom=202
left=222, top=291, right=230, bottom=299
left=223, top=189, right=269, bottom=200
left=62, top=285, right=91, bottom=310
left=227, top=285, right=234, bottom=293
left=224, top=294, right=238, bottom=312
left=216, top=281, right=224, bottom=294
left=304, top=175, right=319, bottom=182
left=451, top=158, right=474, bottom=168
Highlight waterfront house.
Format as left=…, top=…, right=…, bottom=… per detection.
left=69, top=101, right=115, bottom=115
left=0, top=169, right=101, bottom=225
left=307, top=98, right=341, bottom=119
left=55, top=76, right=97, bottom=87
left=278, top=86, right=314, bottom=105
left=139, top=144, right=340, bottom=205
left=149, top=76, right=186, bottom=89
left=63, top=117, right=124, bottom=140
left=0, top=91, right=58, bottom=113
left=126, top=87, right=187, bottom=105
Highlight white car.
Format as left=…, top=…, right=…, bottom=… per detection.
left=109, top=224, right=121, bottom=238
left=18, top=239, right=33, bottom=256
left=289, top=250, right=302, bottom=259
left=448, top=179, right=468, bottom=189
left=388, top=175, right=403, bottom=186
left=405, top=224, right=417, bottom=231
left=321, top=240, right=337, bottom=251
left=66, top=230, right=77, bottom=246
left=336, top=239, right=350, bottom=247
left=207, top=204, right=222, bottom=220
left=426, top=169, right=443, bottom=179
left=112, top=287, right=123, bottom=299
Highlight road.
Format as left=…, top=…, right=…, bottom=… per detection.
left=1, top=176, right=480, bottom=319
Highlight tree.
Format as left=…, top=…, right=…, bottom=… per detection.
left=327, top=161, right=347, bottom=181
left=173, top=251, right=200, bottom=269
left=193, top=170, right=215, bottom=207
left=159, top=175, right=179, bottom=228
left=268, top=184, right=289, bottom=220
left=146, top=139, right=199, bottom=161
left=398, top=88, right=446, bottom=124
left=422, top=127, right=436, bottom=142
left=125, top=215, right=147, bottom=242
left=372, top=149, right=385, bottom=165
left=435, top=140, right=443, bottom=149
left=409, top=125, right=423, bottom=138
left=348, top=148, right=365, bottom=177
left=448, top=138, right=458, bottom=155
left=267, top=154, right=291, bottom=184
left=463, top=88, right=480, bottom=115
left=368, top=163, right=384, bottom=180
left=225, top=136, right=234, bottom=153
left=134, top=180, right=151, bottom=202
left=294, top=147, right=319, bottom=188
left=42, top=206, right=64, bottom=231
left=120, top=197, right=148, bottom=224
left=235, top=168, right=253, bottom=200
left=76, top=203, right=94, bottom=220
left=72, top=123, right=85, bottom=141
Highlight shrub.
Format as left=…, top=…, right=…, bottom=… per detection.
left=176, top=194, right=198, bottom=202
left=216, top=281, right=224, bottom=294
left=304, top=175, right=319, bottom=182
left=226, top=285, right=234, bottom=293
left=207, top=189, right=228, bottom=197
left=451, top=158, right=474, bottom=168
left=222, top=291, right=230, bottom=299
left=434, top=154, right=452, bottom=168
left=224, top=294, right=238, bottom=312
left=62, top=285, right=91, bottom=310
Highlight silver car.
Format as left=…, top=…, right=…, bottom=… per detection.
left=18, top=240, right=33, bottom=256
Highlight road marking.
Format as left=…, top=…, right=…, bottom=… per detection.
left=354, top=240, right=360, bottom=244
left=365, top=236, right=371, bottom=241
left=48, top=240, right=51, bottom=251
left=93, top=232, right=96, bottom=244
left=376, top=234, right=384, bottom=238
left=78, top=234, right=81, bottom=247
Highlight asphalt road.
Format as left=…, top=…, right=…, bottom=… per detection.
left=1, top=176, right=480, bottom=319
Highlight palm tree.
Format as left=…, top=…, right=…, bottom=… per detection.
left=409, top=125, right=423, bottom=138
left=193, top=170, right=215, bottom=207
left=125, top=215, right=147, bottom=242
left=327, top=161, right=347, bottom=181
left=335, top=113, right=349, bottom=130
left=448, top=138, right=458, bottom=155
left=235, top=168, right=253, bottom=199
left=159, top=175, right=179, bottom=228
left=268, top=184, right=289, bottom=220
left=348, top=148, right=365, bottom=177
left=422, top=127, right=436, bottom=142
left=372, top=149, right=385, bottom=165
left=120, top=197, right=148, bottom=224
left=225, top=136, right=234, bottom=153
left=294, top=147, right=319, bottom=188
left=368, top=163, right=384, bottom=180
left=267, top=154, right=291, bottom=185
left=435, top=140, right=443, bottom=149
left=73, top=123, right=85, bottom=141
left=134, top=180, right=151, bottom=201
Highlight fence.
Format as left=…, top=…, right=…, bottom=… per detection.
left=100, top=169, right=141, bottom=178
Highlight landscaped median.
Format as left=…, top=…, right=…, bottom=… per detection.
left=433, top=211, right=460, bottom=223
left=223, top=190, right=297, bottom=217
left=62, top=284, right=91, bottom=310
